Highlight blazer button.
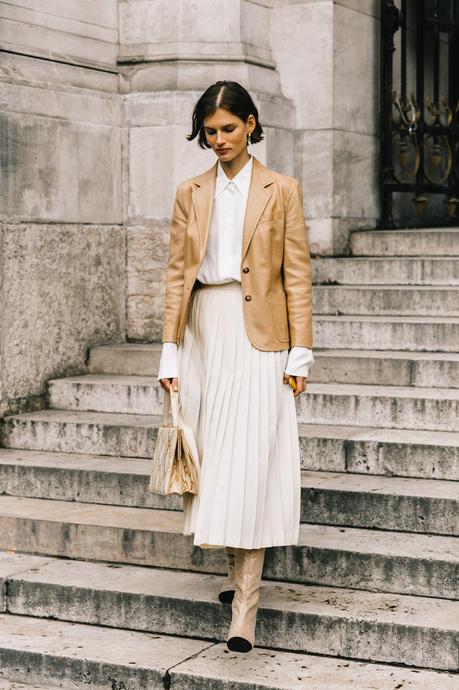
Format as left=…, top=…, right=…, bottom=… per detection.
left=242, top=267, right=249, bottom=273
left=245, top=295, right=252, bottom=301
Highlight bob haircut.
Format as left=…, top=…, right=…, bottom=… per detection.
left=186, top=80, right=264, bottom=149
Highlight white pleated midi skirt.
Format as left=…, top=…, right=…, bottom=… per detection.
left=178, top=280, right=301, bottom=550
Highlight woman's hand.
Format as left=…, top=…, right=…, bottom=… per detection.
left=159, top=377, right=179, bottom=393
left=283, top=374, right=308, bottom=397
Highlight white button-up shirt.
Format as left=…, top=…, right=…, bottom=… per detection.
left=158, top=155, right=314, bottom=380
left=196, top=154, right=250, bottom=284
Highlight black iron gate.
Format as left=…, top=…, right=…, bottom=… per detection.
left=380, top=0, right=459, bottom=227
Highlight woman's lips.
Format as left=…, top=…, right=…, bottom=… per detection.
left=217, top=149, right=230, bottom=154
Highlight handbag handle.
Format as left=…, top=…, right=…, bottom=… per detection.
left=163, top=387, right=180, bottom=427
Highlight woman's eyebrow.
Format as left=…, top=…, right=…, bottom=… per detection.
left=204, top=123, right=236, bottom=129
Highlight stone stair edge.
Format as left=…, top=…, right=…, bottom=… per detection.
left=1, top=612, right=458, bottom=690
left=314, top=313, right=459, bottom=322
left=87, top=345, right=459, bottom=388
left=3, top=411, right=459, bottom=445
left=0, top=496, right=457, bottom=569
left=46, top=375, right=459, bottom=399
left=2, top=414, right=457, bottom=479
left=314, top=254, right=459, bottom=258
left=0, top=448, right=457, bottom=498
left=312, top=348, right=459, bottom=360
left=1, top=555, right=458, bottom=670
left=44, top=377, right=459, bottom=431
left=90, top=314, right=459, bottom=327
left=313, top=284, right=459, bottom=290
left=2, top=553, right=458, bottom=624
left=93, top=343, right=459, bottom=360
left=0, top=453, right=457, bottom=536
left=0, top=678, right=79, bottom=690
left=351, top=228, right=459, bottom=235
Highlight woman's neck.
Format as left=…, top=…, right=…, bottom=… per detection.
left=220, top=151, right=252, bottom=180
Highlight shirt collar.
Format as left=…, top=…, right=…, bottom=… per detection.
left=214, top=155, right=253, bottom=200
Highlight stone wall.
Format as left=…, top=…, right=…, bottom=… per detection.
left=270, top=0, right=380, bottom=254
left=0, top=1, right=125, bottom=414
left=0, top=223, right=125, bottom=417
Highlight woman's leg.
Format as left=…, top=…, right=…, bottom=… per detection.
left=227, top=547, right=265, bottom=652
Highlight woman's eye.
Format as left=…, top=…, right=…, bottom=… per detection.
left=206, top=128, right=235, bottom=134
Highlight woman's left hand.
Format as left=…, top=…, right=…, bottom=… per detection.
left=283, top=374, right=308, bottom=396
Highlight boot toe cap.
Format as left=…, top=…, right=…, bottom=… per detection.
left=227, top=635, right=253, bottom=653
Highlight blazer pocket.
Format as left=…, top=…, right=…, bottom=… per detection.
left=259, top=208, right=283, bottom=223
left=267, top=291, right=290, bottom=342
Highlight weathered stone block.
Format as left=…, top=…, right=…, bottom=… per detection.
left=0, top=224, right=125, bottom=415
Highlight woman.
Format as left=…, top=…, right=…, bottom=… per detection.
left=157, top=81, right=314, bottom=653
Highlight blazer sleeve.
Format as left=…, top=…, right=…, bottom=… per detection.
left=283, top=179, right=313, bottom=348
left=162, top=184, right=188, bottom=343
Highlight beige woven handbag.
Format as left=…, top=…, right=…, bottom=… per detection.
left=148, top=387, right=199, bottom=496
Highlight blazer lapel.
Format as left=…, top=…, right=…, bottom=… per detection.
left=191, top=155, right=274, bottom=264
left=191, top=163, right=217, bottom=264
left=241, top=157, right=273, bottom=259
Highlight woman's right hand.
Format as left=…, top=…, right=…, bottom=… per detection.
left=159, top=377, right=179, bottom=393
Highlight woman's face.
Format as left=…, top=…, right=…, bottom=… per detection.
left=202, top=108, right=255, bottom=162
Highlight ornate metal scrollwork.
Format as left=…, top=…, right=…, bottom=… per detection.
left=380, top=0, right=459, bottom=228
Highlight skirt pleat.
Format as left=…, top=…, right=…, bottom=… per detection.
left=178, top=281, right=301, bottom=550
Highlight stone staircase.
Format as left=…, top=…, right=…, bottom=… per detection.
left=0, top=228, right=458, bottom=689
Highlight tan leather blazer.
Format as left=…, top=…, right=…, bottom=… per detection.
left=162, top=155, right=313, bottom=350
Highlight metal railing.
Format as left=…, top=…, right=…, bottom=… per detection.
left=380, top=0, right=459, bottom=227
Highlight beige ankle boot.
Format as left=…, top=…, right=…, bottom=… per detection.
left=218, top=547, right=236, bottom=603
left=226, top=547, right=265, bottom=652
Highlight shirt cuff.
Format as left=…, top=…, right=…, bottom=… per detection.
left=157, top=341, right=179, bottom=381
left=284, top=346, right=314, bottom=378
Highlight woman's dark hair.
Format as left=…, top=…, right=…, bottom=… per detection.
left=186, top=81, right=264, bottom=149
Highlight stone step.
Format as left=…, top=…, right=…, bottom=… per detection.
left=314, top=315, right=459, bottom=351
left=350, top=228, right=459, bottom=257
left=1, top=554, right=458, bottom=670
left=299, top=424, right=459, bottom=480
left=89, top=343, right=459, bottom=388
left=45, top=375, right=459, bottom=432
left=313, top=285, right=459, bottom=316
left=0, top=604, right=210, bottom=690
left=301, top=471, right=459, bottom=535
left=0, top=449, right=456, bottom=536
left=312, top=256, right=459, bottom=285
left=310, top=349, right=459, bottom=387
left=301, top=383, right=459, bottom=432
left=88, top=342, right=162, bottom=376
left=2, top=410, right=458, bottom=479
left=90, top=317, right=459, bottom=366
left=0, top=681, right=75, bottom=690
left=47, top=373, right=164, bottom=414
left=1, top=613, right=457, bottom=690
left=0, top=497, right=457, bottom=598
